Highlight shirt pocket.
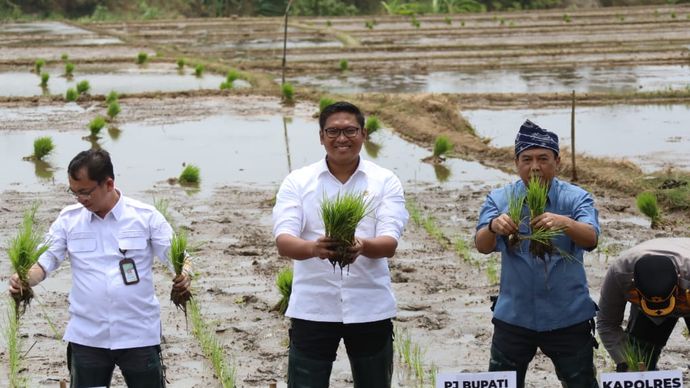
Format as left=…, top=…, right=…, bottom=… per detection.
left=67, top=232, right=97, bottom=252
left=117, top=230, right=148, bottom=251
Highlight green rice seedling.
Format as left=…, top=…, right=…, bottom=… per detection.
left=671, top=11, right=676, bottom=19
left=636, top=191, right=661, bottom=228
left=76, top=80, right=90, bottom=95
left=105, top=90, right=118, bottom=104
left=61, top=53, right=69, bottom=62
left=65, top=88, right=78, bottom=102
left=226, top=68, right=241, bottom=83
left=506, top=190, right=526, bottom=249
left=136, top=51, right=148, bottom=65
left=461, top=20, right=466, bottom=27
left=320, top=191, right=372, bottom=270
left=319, top=97, right=335, bottom=113
left=563, top=14, right=571, bottom=23
left=432, top=135, right=452, bottom=159
left=525, top=174, right=556, bottom=260
left=64, top=62, right=75, bottom=77
left=411, top=16, right=421, bottom=28
left=179, top=164, right=201, bottom=185
left=39, top=72, right=49, bottom=87
left=444, top=16, right=452, bottom=25
left=7, top=203, right=50, bottom=316
left=486, top=256, right=499, bottom=285
left=169, top=231, right=192, bottom=316
left=326, top=20, right=332, bottom=27
left=339, top=59, right=348, bottom=72
left=107, top=101, right=121, bottom=121
left=176, top=58, right=185, bottom=70
left=88, top=116, right=106, bottom=138
left=363, top=139, right=381, bottom=158
left=623, top=339, right=653, bottom=371
left=454, top=237, right=471, bottom=262
left=365, top=20, right=374, bottom=29
left=219, top=81, right=233, bottom=90
left=365, top=116, right=381, bottom=135
left=194, top=64, right=204, bottom=77
left=34, top=59, right=45, bottom=74
left=274, top=267, right=293, bottom=315
left=188, top=299, right=237, bottom=387
left=153, top=197, right=173, bottom=226
left=281, top=83, right=294, bottom=103
left=33, top=136, right=54, bottom=160
left=5, top=303, right=26, bottom=387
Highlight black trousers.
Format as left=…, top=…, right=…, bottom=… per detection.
left=67, top=342, right=166, bottom=388
left=626, top=304, right=690, bottom=370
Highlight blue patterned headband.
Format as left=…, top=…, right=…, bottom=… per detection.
left=514, top=119, right=559, bottom=156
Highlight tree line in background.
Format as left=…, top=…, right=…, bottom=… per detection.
left=0, top=0, right=685, bottom=20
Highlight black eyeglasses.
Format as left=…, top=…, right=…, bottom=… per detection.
left=323, top=126, right=361, bottom=139
left=67, top=183, right=100, bottom=200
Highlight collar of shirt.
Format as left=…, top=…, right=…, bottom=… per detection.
left=86, top=188, right=124, bottom=222
left=317, top=156, right=367, bottom=183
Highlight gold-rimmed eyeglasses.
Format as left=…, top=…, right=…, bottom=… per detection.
left=67, top=183, right=100, bottom=200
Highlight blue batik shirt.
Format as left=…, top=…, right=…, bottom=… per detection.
left=476, top=178, right=600, bottom=331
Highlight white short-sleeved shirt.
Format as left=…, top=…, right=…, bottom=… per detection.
left=38, top=191, right=173, bottom=350
left=272, top=158, right=408, bottom=324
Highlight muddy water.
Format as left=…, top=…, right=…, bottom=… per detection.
left=463, top=104, right=690, bottom=172
left=0, top=113, right=511, bottom=196
left=288, top=64, right=690, bottom=94
left=0, top=70, right=231, bottom=97
left=0, top=21, right=92, bottom=35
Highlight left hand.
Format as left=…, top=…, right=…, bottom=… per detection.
left=341, top=237, right=364, bottom=266
left=530, top=212, right=571, bottom=231
left=172, top=272, right=192, bottom=295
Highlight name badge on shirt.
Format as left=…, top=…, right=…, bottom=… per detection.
left=119, top=258, right=140, bottom=285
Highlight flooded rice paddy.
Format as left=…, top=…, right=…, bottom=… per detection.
left=463, top=104, right=690, bottom=172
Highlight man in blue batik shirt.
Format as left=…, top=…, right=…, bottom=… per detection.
left=475, top=120, right=601, bottom=388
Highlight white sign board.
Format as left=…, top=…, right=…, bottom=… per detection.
left=600, top=370, right=683, bottom=388
left=436, top=371, right=517, bottom=388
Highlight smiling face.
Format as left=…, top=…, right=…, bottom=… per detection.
left=515, top=147, right=561, bottom=185
left=320, top=111, right=367, bottom=169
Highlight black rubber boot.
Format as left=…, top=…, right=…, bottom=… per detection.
left=287, top=345, right=334, bottom=388
left=349, top=335, right=393, bottom=388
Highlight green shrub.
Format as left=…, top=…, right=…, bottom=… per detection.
left=339, top=59, right=348, bottom=72
left=179, top=164, right=201, bottom=185
left=65, top=88, right=78, bottom=102
left=636, top=192, right=661, bottom=228
left=65, top=62, right=75, bottom=77
left=89, top=116, right=106, bottom=137
left=33, top=136, right=54, bottom=160
left=365, top=116, right=381, bottom=134
left=34, top=59, right=45, bottom=74
left=76, top=80, right=90, bottom=95
left=319, top=97, right=336, bottom=112
left=194, top=64, right=204, bottom=77
left=105, top=90, right=118, bottom=104
left=432, top=135, right=452, bottom=158
left=137, top=52, right=148, bottom=65
left=107, top=101, right=121, bottom=120
left=281, top=83, right=294, bottom=103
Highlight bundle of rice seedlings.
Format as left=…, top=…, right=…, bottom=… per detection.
left=226, top=69, right=241, bottom=83
left=525, top=174, right=559, bottom=260
left=34, top=59, right=45, bottom=74
left=169, top=231, right=192, bottom=317
left=506, top=190, right=526, bottom=249
left=7, top=204, right=50, bottom=316
left=136, top=52, right=148, bottom=65
left=65, top=62, right=74, bottom=77
left=76, top=80, right=90, bottom=95
left=319, top=97, right=335, bottom=113
left=33, top=136, right=54, bottom=161
left=636, top=192, right=661, bottom=229
left=65, top=88, right=78, bottom=102
left=194, top=64, right=204, bottom=77
left=365, top=116, right=381, bottom=135
left=39, top=72, right=49, bottom=87
left=105, top=90, right=118, bottom=104
left=432, top=135, right=452, bottom=160
left=623, top=339, right=653, bottom=372
left=339, top=59, right=348, bottom=72
left=89, top=116, right=106, bottom=138
left=179, top=164, right=201, bottom=185
left=5, top=303, right=25, bottom=387
left=273, top=267, right=293, bottom=315
left=176, top=58, right=185, bottom=70
left=219, top=80, right=233, bottom=90
left=61, top=53, right=69, bottom=62
left=281, top=83, right=294, bottom=104
left=320, top=191, right=371, bottom=272
left=107, top=101, right=121, bottom=121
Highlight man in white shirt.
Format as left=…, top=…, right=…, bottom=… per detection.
left=8, top=149, right=192, bottom=388
left=273, top=101, right=408, bottom=387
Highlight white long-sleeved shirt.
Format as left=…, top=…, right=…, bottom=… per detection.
left=38, top=191, right=173, bottom=350
left=273, top=158, right=408, bottom=324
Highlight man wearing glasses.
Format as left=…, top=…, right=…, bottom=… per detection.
left=8, top=149, right=192, bottom=388
left=273, top=101, right=408, bottom=387
left=597, top=238, right=690, bottom=372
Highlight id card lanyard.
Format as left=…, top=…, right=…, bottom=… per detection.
left=119, top=248, right=140, bottom=285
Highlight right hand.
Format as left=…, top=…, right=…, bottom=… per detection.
left=489, top=214, right=519, bottom=236
left=8, top=273, right=23, bottom=294
left=311, top=236, right=340, bottom=260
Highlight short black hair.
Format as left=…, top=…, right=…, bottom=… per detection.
left=68, top=149, right=114, bottom=183
left=318, top=101, right=365, bottom=131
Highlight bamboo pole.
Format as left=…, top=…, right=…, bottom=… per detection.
left=281, top=1, right=294, bottom=85
left=571, top=90, right=578, bottom=181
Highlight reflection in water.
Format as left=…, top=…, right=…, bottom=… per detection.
left=84, top=136, right=102, bottom=150
left=433, top=163, right=451, bottom=183
left=40, top=85, right=50, bottom=96
left=108, top=127, right=122, bottom=141
left=32, top=159, right=54, bottom=180
left=283, top=117, right=293, bottom=172
left=364, top=140, right=382, bottom=159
